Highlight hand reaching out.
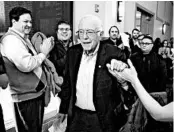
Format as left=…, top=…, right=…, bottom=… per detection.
left=40, top=36, right=54, bottom=56
left=106, top=59, right=127, bottom=84
left=119, top=59, right=138, bottom=83
left=107, top=59, right=138, bottom=85
left=106, top=59, right=128, bottom=72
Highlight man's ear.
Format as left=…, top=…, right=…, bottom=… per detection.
left=12, top=19, right=16, bottom=24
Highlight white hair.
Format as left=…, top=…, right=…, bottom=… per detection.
left=78, top=14, right=103, bottom=31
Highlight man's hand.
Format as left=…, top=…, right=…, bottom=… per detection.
left=106, top=59, right=127, bottom=86
left=106, top=59, right=128, bottom=72
left=119, top=59, right=138, bottom=83
left=107, top=59, right=138, bottom=84
left=40, top=37, right=54, bottom=56
left=107, top=62, right=126, bottom=83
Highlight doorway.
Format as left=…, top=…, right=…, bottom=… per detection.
left=135, top=6, right=154, bottom=36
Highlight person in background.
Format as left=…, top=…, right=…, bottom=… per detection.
left=108, top=59, right=173, bottom=122
left=103, top=26, right=122, bottom=47
left=158, top=40, right=170, bottom=59
left=129, top=28, right=141, bottom=54
left=0, top=7, right=53, bottom=132
left=158, top=40, right=172, bottom=80
left=103, top=26, right=130, bottom=58
left=49, top=20, right=73, bottom=77
left=58, top=14, right=129, bottom=132
left=152, top=37, right=161, bottom=54
left=130, top=35, right=167, bottom=93
left=115, top=35, right=167, bottom=112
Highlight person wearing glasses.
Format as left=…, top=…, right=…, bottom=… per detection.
left=115, top=34, right=167, bottom=112
left=57, top=14, right=130, bottom=132
left=130, top=35, right=167, bottom=93
left=108, top=59, right=173, bottom=122
left=49, top=20, right=73, bottom=77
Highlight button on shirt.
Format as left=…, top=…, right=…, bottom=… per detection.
left=75, top=43, right=100, bottom=111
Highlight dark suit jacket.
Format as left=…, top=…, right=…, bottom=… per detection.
left=59, top=41, right=127, bottom=131
left=130, top=51, right=167, bottom=93
left=129, top=38, right=141, bottom=54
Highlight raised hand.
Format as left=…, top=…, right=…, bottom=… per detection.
left=106, top=59, right=127, bottom=84
left=40, top=36, right=54, bottom=56
left=107, top=59, right=128, bottom=72
left=119, top=59, right=138, bottom=83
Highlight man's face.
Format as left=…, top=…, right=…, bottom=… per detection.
left=140, top=38, right=153, bottom=54
left=57, top=24, right=71, bottom=41
left=78, top=17, right=101, bottom=52
left=163, top=40, right=168, bottom=47
left=109, top=27, right=119, bottom=40
left=132, top=30, right=139, bottom=39
left=13, top=13, right=32, bottom=35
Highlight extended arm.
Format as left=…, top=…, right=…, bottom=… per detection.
left=131, top=77, right=173, bottom=122
left=109, top=59, right=173, bottom=122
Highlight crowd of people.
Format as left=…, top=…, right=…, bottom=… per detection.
left=0, top=6, right=173, bottom=132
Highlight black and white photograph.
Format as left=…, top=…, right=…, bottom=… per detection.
left=0, top=1, right=173, bottom=132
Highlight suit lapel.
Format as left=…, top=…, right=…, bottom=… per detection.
left=70, top=45, right=83, bottom=95
left=93, top=43, right=106, bottom=93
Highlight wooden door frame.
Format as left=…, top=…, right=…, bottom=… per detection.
left=135, top=3, right=155, bottom=37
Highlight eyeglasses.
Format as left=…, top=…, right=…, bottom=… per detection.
left=77, top=29, right=100, bottom=37
left=140, top=42, right=153, bottom=46
left=58, top=28, right=70, bottom=32
left=111, top=31, right=118, bottom=33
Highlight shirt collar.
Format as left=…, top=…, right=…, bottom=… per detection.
left=8, top=27, right=26, bottom=39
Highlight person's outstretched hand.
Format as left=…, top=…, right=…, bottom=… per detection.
left=40, top=37, right=54, bottom=56
left=106, top=59, right=127, bottom=84
left=119, top=59, right=138, bottom=83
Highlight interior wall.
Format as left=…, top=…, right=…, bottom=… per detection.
left=73, top=1, right=119, bottom=40
left=124, top=1, right=173, bottom=40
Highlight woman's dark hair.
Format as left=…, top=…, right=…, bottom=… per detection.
left=9, top=7, right=31, bottom=27
left=162, top=40, right=168, bottom=47
left=154, top=37, right=161, bottom=46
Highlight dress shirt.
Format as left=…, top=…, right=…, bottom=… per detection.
left=133, top=39, right=140, bottom=48
left=75, top=43, right=100, bottom=111
left=1, top=28, right=46, bottom=78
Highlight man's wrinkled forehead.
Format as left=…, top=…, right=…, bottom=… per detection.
left=78, top=15, right=102, bottom=30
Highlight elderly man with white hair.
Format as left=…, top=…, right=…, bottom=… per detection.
left=58, top=14, right=129, bottom=132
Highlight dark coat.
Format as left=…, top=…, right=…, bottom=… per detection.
left=130, top=51, right=167, bottom=92
left=59, top=41, right=127, bottom=131
left=49, top=40, right=72, bottom=77
left=102, top=37, right=131, bottom=59
left=102, top=37, right=122, bottom=47
left=129, top=38, right=141, bottom=54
